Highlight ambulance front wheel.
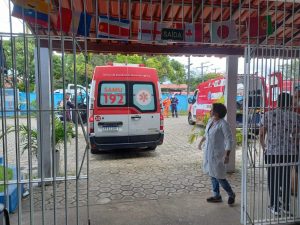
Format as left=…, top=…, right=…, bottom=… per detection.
left=188, top=113, right=195, bottom=125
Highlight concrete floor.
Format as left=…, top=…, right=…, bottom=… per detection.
left=11, top=192, right=242, bottom=225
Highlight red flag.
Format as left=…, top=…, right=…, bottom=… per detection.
left=185, top=23, right=202, bottom=42
left=248, top=16, right=273, bottom=37
left=173, top=23, right=203, bottom=42
left=56, top=7, right=72, bottom=33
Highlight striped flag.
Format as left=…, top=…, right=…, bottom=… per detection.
left=14, top=0, right=52, bottom=14
left=210, top=20, right=237, bottom=43
left=56, top=7, right=72, bottom=33
left=12, top=4, right=48, bottom=28
left=77, top=12, right=92, bottom=36
left=98, top=15, right=130, bottom=39
left=248, top=15, right=273, bottom=37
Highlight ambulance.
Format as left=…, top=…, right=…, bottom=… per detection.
left=188, top=72, right=291, bottom=126
left=88, top=63, right=164, bottom=153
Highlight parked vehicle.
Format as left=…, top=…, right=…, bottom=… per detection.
left=187, top=76, right=244, bottom=126
left=89, top=63, right=164, bottom=153
left=187, top=73, right=287, bottom=132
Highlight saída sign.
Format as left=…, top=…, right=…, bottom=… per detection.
left=161, top=28, right=184, bottom=41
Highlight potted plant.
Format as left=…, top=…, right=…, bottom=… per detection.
left=1, top=118, right=74, bottom=175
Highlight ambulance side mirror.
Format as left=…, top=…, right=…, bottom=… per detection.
left=188, top=97, right=195, bottom=104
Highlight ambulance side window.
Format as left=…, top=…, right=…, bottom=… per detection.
left=132, top=83, right=156, bottom=112
left=98, top=82, right=127, bottom=106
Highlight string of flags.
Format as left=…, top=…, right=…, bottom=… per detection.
left=12, top=2, right=275, bottom=41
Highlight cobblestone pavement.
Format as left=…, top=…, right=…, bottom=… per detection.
left=17, top=116, right=242, bottom=211
left=6, top=116, right=241, bottom=216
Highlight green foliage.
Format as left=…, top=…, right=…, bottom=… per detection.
left=215, top=96, right=225, bottom=104
left=0, top=119, right=74, bottom=156
left=3, top=39, right=186, bottom=90
left=236, top=129, right=243, bottom=146
left=19, top=124, right=38, bottom=156
left=189, top=72, right=221, bottom=91
left=0, top=166, right=13, bottom=193
left=53, top=118, right=74, bottom=150
left=17, top=82, right=35, bottom=92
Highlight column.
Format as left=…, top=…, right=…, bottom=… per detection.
left=225, top=55, right=238, bottom=172
left=35, top=47, right=52, bottom=179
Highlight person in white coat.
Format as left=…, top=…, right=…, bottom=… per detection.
left=198, top=103, right=236, bottom=205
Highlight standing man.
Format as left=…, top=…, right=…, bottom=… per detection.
left=170, top=94, right=179, bottom=118
left=66, top=93, right=75, bottom=122
left=163, top=96, right=171, bottom=118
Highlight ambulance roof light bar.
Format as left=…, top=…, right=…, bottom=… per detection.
left=106, top=62, right=145, bottom=67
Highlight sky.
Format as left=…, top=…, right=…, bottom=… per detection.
left=0, top=0, right=24, bottom=34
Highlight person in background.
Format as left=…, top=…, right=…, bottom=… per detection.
left=170, top=94, right=179, bottom=118
left=162, top=96, right=171, bottom=118
left=198, top=103, right=236, bottom=205
left=66, top=93, right=75, bottom=122
left=259, top=93, right=300, bottom=216
left=77, top=91, right=85, bottom=105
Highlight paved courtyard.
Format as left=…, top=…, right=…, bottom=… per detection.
left=10, top=116, right=242, bottom=224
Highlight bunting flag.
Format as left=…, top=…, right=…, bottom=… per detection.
left=12, top=4, right=48, bottom=28
left=77, top=12, right=92, bottom=36
left=248, top=15, right=273, bottom=37
left=164, top=22, right=202, bottom=42
left=184, top=23, right=202, bottom=42
left=56, top=7, right=72, bottom=33
left=14, top=0, right=52, bottom=14
left=210, top=20, right=237, bottom=43
left=138, top=21, right=168, bottom=41
left=98, top=15, right=130, bottom=39
left=138, top=21, right=154, bottom=41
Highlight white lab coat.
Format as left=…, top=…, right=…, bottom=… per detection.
left=203, top=118, right=233, bottom=179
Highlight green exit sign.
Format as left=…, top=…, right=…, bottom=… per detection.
left=161, top=28, right=184, bottom=41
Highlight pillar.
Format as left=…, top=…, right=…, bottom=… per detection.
left=34, top=47, right=52, bottom=179
left=225, top=55, right=238, bottom=172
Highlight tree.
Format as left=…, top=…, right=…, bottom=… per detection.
left=3, top=38, right=35, bottom=91
left=2, top=38, right=186, bottom=90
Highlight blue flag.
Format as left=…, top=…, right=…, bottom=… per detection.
left=77, top=12, right=92, bottom=36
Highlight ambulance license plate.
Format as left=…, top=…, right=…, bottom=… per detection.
left=102, top=125, right=119, bottom=132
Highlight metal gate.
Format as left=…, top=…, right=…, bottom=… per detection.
left=0, top=2, right=90, bottom=225
left=242, top=45, right=300, bottom=224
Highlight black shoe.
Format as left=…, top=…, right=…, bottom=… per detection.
left=228, top=193, right=235, bottom=205
left=206, top=196, right=222, bottom=203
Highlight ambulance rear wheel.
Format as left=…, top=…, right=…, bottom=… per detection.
left=91, top=148, right=99, bottom=154
left=147, top=145, right=157, bottom=151
left=188, top=113, right=195, bottom=125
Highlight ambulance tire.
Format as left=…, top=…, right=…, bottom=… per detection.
left=91, top=148, right=99, bottom=154
left=188, top=113, right=195, bottom=125
left=147, top=145, right=157, bottom=151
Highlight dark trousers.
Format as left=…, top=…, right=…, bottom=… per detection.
left=171, top=104, right=178, bottom=117
left=264, top=155, right=298, bottom=211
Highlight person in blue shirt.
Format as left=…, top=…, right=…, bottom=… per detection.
left=170, top=94, right=179, bottom=118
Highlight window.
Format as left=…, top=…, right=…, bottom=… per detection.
left=98, top=83, right=126, bottom=106
left=132, top=83, right=155, bottom=111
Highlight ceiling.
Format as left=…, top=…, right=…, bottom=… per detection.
left=15, top=0, right=300, bottom=55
